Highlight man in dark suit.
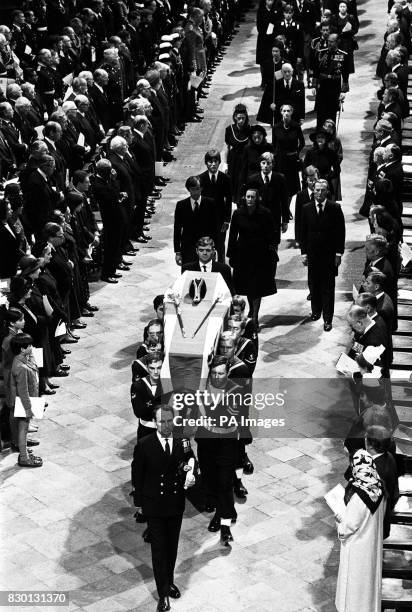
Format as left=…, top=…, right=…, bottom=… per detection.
left=294, top=164, right=318, bottom=246
left=132, top=404, right=196, bottom=612
left=381, top=143, right=404, bottom=214
left=361, top=234, right=396, bottom=305
left=301, top=179, right=345, bottom=331
left=362, top=271, right=395, bottom=331
left=248, top=152, right=289, bottom=248
left=13, top=97, right=37, bottom=146
left=182, top=236, right=234, bottom=294
left=347, top=305, right=392, bottom=376
left=273, top=63, right=306, bottom=122
left=22, top=155, right=63, bottom=237
left=89, top=69, right=111, bottom=132
left=43, top=121, right=67, bottom=191
left=130, top=114, right=156, bottom=202
left=91, top=159, right=127, bottom=283
left=174, top=176, right=218, bottom=266
left=107, top=136, right=136, bottom=252
left=198, top=149, right=232, bottom=263
left=0, top=101, right=28, bottom=166
left=71, top=95, right=98, bottom=153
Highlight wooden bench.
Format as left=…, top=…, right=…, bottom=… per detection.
left=384, top=524, right=412, bottom=550
left=391, top=496, right=412, bottom=525
left=392, top=352, right=412, bottom=369
left=383, top=549, right=412, bottom=579
left=397, top=304, right=412, bottom=320
left=382, top=577, right=412, bottom=609
left=394, top=337, right=412, bottom=352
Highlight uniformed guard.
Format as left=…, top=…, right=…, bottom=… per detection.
left=195, top=355, right=243, bottom=544
left=131, top=351, right=163, bottom=440
left=312, top=32, right=350, bottom=128
left=132, top=404, right=196, bottom=612
left=309, top=20, right=331, bottom=86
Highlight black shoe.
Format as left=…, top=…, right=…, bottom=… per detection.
left=324, top=323, right=332, bottom=332
left=135, top=235, right=149, bottom=243
left=196, top=106, right=204, bottom=113
left=48, top=382, right=60, bottom=388
left=234, top=478, right=248, bottom=498
left=232, top=510, right=238, bottom=524
left=143, top=234, right=152, bottom=241
left=117, top=263, right=130, bottom=271
left=208, top=514, right=221, bottom=532
left=122, top=259, right=132, bottom=266
left=60, top=334, right=78, bottom=344
left=307, top=293, right=312, bottom=301
left=157, top=596, right=170, bottom=611
left=243, top=453, right=254, bottom=475
left=112, top=273, right=122, bottom=279
left=71, top=322, right=86, bottom=330
left=133, top=511, right=147, bottom=524
left=53, top=369, right=69, bottom=377
left=169, top=584, right=181, bottom=599
left=81, top=309, right=94, bottom=317
left=27, top=438, right=40, bottom=447
left=220, top=525, right=234, bottom=545
left=59, top=364, right=70, bottom=371
left=42, top=388, right=56, bottom=395
left=86, top=304, right=99, bottom=311
left=309, top=313, right=321, bottom=321
left=189, top=115, right=202, bottom=122
left=101, top=276, right=118, bottom=283
left=124, top=250, right=137, bottom=257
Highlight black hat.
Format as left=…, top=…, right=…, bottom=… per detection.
left=250, top=124, right=267, bottom=137
left=309, top=127, right=331, bottom=142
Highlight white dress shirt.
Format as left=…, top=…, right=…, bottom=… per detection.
left=157, top=431, right=173, bottom=453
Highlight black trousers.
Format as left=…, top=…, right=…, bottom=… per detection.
left=196, top=435, right=236, bottom=519
left=308, top=259, right=336, bottom=323
left=147, top=514, right=183, bottom=597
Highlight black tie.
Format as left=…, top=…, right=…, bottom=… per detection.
left=211, top=174, right=216, bottom=184
left=318, top=203, right=323, bottom=216
left=264, top=175, right=269, bottom=186
left=164, top=439, right=171, bottom=456
left=193, top=200, right=199, bottom=213
left=202, top=265, right=207, bottom=272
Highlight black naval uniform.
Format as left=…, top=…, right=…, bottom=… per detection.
left=313, top=46, right=350, bottom=128
left=195, top=379, right=244, bottom=522
left=132, top=434, right=196, bottom=600
left=130, top=375, right=162, bottom=439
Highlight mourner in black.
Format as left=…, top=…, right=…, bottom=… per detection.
left=182, top=236, right=233, bottom=294
left=301, top=179, right=346, bottom=330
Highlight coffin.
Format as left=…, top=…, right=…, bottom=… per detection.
left=161, top=271, right=232, bottom=393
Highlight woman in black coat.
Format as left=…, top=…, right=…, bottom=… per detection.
left=303, top=128, right=340, bottom=199
left=272, top=104, right=305, bottom=199
left=224, top=104, right=251, bottom=205
left=256, top=0, right=284, bottom=86
left=227, top=187, right=277, bottom=327
left=240, top=125, right=274, bottom=194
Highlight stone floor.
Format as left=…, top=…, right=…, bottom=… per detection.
left=0, top=1, right=389, bottom=611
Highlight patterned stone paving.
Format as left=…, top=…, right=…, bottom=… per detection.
left=0, top=1, right=388, bottom=610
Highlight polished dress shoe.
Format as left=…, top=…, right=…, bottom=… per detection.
left=157, top=596, right=170, bottom=611
left=117, top=263, right=130, bottom=271
left=220, top=525, right=234, bottom=545
left=208, top=514, right=221, bottom=532
left=71, top=321, right=86, bottom=330
left=125, top=247, right=139, bottom=253
left=53, top=369, right=68, bottom=377
left=86, top=303, right=98, bottom=311
left=42, top=388, right=56, bottom=395
left=61, top=348, right=71, bottom=355
left=27, top=438, right=40, bottom=447
left=189, top=115, right=202, bottom=123
left=60, top=334, right=78, bottom=344
left=124, top=250, right=137, bottom=257
left=69, top=332, right=80, bottom=340
left=81, top=309, right=94, bottom=317
left=324, top=323, right=333, bottom=332
left=309, top=313, right=321, bottom=321
left=135, top=235, right=149, bottom=243
left=198, top=92, right=208, bottom=98
left=48, top=382, right=60, bottom=389
left=122, top=259, right=132, bottom=266
left=102, top=276, right=118, bottom=283
left=59, top=364, right=70, bottom=371
left=196, top=107, right=204, bottom=114
left=112, top=273, right=122, bottom=279
left=169, top=584, right=181, bottom=599
left=143, top=234, right=152, bottom=241
left=150, top=192, right=162, bottom=200
left=234, top=477, right=248, bottom=498
left=243, top=453, right=254, bottom=475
